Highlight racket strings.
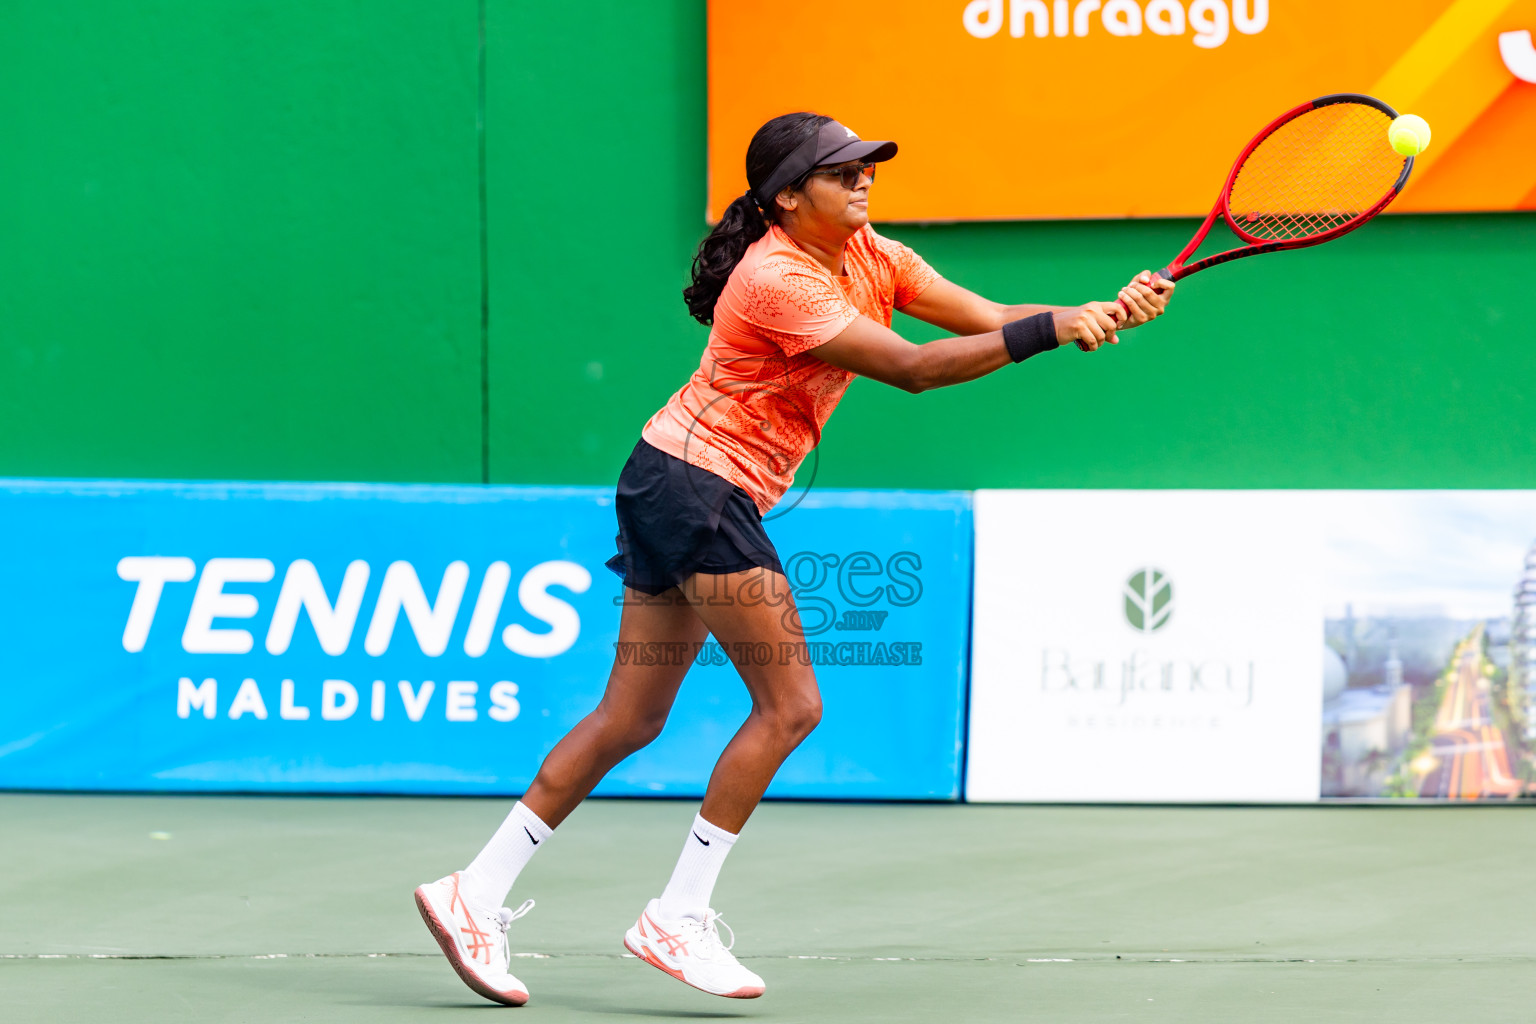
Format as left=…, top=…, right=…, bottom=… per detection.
left=1227, top=103, right=1407, bottom=242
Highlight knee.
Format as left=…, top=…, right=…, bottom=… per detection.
left=597, top=705, right=669, bottom=755
left=627, top=712, right=670, bottom=751
left=795, top=696, right=823, bottom=743
left=764, top=691, right=822, bottom=747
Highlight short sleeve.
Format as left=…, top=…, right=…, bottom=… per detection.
left=738, top=254, right=860, bottom=357
left=871, top=231, right=941, bottom=309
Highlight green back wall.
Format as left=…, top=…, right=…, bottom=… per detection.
left=3, top=0, right=1533, bottom=489
left=0, top=2, right=482, bottom=482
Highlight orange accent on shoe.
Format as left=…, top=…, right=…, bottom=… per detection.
left=447, top=873, right=494, bottom=963
left=639, top=943, right=689, bottom=983
left=643, top=912, right=690, bottom=959
left=414, top=885, right=529, bottom=1007
left=626, top=929, right=765, bottom=1000
left=723, top=985, right=766, bottom=999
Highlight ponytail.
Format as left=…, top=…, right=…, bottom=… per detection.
left=684, top=192, right=769, bottom=325
left=683, top=112, right=832, bottom=326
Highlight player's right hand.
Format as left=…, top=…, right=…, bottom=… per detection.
left=1053, top=303, right=1121, bottom=352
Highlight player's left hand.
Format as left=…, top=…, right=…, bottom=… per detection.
left=1114, top=271, right=1174, bottom=328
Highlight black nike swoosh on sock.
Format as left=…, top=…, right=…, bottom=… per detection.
left=523, top=826, right=541, bottom=846
left=692, top=831, right=710, bottom=847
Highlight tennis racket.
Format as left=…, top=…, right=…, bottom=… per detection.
left=1122, top=93, right=1414, bottom=313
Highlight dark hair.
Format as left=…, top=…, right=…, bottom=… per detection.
left=683, top=112, right=832, bottom=326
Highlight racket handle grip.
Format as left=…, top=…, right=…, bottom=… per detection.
left=1112, top=268, right=1176, bottom=320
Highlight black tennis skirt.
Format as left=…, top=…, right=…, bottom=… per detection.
left=604, top=440, right=784, bottom=596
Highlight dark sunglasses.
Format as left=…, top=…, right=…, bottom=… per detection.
left=807, top=162, right=876, bottom=190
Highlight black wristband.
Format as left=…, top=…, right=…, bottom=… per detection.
left=1002, top=312, right=1058, bottom=363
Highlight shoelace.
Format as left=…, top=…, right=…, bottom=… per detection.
left=490, top=899, right=535, bottom=971
left=692, top=910, right=736, bottom=961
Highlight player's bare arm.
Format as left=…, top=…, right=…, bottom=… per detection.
left=898, top=275, right=1170, bottom=336
left=895, top=270, right=1171, bottom=349
left=818, top=274, right=1178, bottom=391
left=815, top=304, right=1113, bottom=394
left=894, top=277, right=1060, bottom=334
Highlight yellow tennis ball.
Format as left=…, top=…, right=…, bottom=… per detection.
left=1389, top=114, right=1432, bottom=157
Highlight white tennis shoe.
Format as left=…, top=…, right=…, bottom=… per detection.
left=623, top=898, right=765, bottom=999
left=414, top=872, right=535, bottom=1006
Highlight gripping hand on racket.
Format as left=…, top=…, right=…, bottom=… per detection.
left=1055, top=301, right=1125, bottom=352
left=1114, top=271, right=1175, bottom=330
left=1058, top=272, right=1173, bottom=352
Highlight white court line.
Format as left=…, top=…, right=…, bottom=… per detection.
left=2, top=952, right=1531, bottom=965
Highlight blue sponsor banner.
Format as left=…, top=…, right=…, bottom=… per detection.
left=0, top=479, right=970, bottom=799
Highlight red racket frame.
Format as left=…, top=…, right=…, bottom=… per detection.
left=1147, top=93, right=1415, bottom=285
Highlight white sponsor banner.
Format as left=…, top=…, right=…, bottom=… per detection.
left=968, top=490, right=1323, bottom=802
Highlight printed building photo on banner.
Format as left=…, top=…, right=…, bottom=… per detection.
left=1319, top=492, right=1536, bottom=801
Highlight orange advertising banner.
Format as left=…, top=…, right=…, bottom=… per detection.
left=708, top=0, right=1536, bottom=220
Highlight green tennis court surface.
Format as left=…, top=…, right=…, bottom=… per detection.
left=5, top=794, right=1536, bottom=1022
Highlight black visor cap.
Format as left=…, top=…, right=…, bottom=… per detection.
left=752, top=120, right=897, bottom=208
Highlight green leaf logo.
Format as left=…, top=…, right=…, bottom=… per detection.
left=1124, top=568, right=1173, bottom=633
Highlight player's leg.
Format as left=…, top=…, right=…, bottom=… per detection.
left=519, top=585, right=710, bottom=826
left=416, top=585, right=707, bottom=1006
left=624, top=566, right=818, bottom=999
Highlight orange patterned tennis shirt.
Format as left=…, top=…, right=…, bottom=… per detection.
left=642, top=223, right=939, bottom=515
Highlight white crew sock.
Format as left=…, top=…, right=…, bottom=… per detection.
left=658, top=813, right=739, bottom=922
left=459, top=801, right=553, bottom=909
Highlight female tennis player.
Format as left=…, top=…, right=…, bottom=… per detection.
left=415, top=112, right=1172, bottom=1005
